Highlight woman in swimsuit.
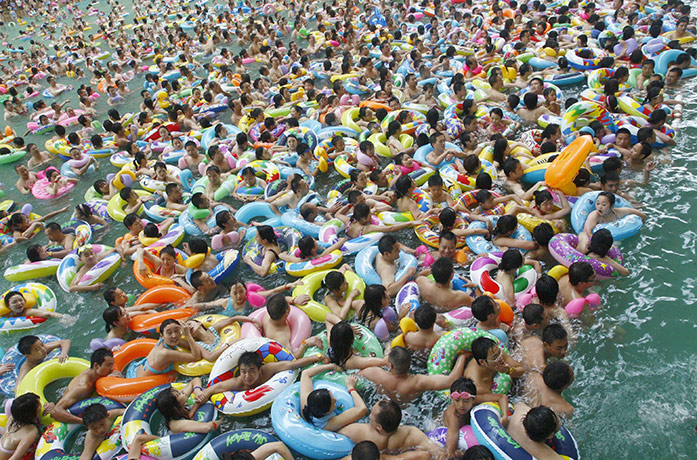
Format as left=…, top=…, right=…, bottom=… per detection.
left=135, top=244, right=188, bottom=282
left=394, top=175, right=435, bottom=220
left=136, top=319, right=228, bottom=377
left=0, top=393, right=42, bottom=460
left=303, top=320, right=387, bottom=370
left=243, top=225, right=283, bottom=277
left=495, top=249, right=542, bottom=305
left=321, top=268, right=364, bottom=319
left=345, top=203, right=417, bottom=239
left=283, top=235, right=347, bottom=265
left=127, top=379, right=218, bottom=459
left=300, top=369, right=367, bottom=432
left=182, top=314, right=260, bottom=352
left=491, top=215, right=538, bottom=252
left=385, top=120, right=415, bottom=156
left=578, top=191, right=646, bottom=252
left=508, top=189, right=570, bottom=231
left=74, top=203, right=109, bottom=229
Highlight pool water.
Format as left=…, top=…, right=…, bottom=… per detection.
left=0, top=1, right=696, bottom=458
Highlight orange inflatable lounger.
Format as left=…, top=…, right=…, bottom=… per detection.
left=545, top=135, right=596, bottom=195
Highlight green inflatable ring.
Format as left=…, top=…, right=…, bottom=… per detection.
left=303, top=323, right=383, bottom=389
left=427, top=327, right=512, bottom=394
left=188, top=202, right=211, bottom=220
left=0, top=149, right=26, bottom=165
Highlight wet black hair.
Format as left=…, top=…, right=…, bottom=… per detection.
left=414, top=304, right=436, bottom=329
left=523, top=303, right=545, bottom=326
left=266, top=293, right=289, bottom=320
left=543, top=361, right=573, bottom=391
left=498, top=248, right=523, bottom=271
left=523, top=406, right=559, bottom=442
left=535, top=274, right=559, bottom=305
left=533, top=223, right=554, bottom=246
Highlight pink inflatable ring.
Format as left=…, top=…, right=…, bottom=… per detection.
left=240, top=306, right=312, bottom=352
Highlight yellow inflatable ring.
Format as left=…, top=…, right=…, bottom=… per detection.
left=106, top=189, right=148, bottom=222
left=112, top=168, right=137, bottom=190
left=174, top=314, right=242, bottom=376
left=16, top=358, right=90, bottom=425
left=292, top=269, right=366, bottom=321
left=340, top=107, right=361, bottom=133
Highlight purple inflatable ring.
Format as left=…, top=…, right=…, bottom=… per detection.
left=549, top=233, right=624, bottom=280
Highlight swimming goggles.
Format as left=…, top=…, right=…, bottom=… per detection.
left=451, top=391, right=474, bottom=400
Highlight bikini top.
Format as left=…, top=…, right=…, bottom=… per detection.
left=144, top=339, right=176, bottom=374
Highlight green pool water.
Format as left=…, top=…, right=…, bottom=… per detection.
left=0, top=1, right=696, bottom=458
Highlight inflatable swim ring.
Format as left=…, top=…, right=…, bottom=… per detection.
left=0, top=282, right=56, bottom=331
left=0, top=334, right=60, bottom=397
left=292, top=269, right=366, bottom=321
left=56, top=245, right=120, bottom=292
left=206, top=337, right=297, bottom=416
left=354, top=245, right=418, bottom=286
left=469, top=253, right=538, bottom=301
left=174, top=314, right=242, bottom=376
left=427, top=328, right=512, bottom=394
left=570, top=191, right=643, bottom=240
left=271, top=380, right=355, bottom=459
left=549, top=233, right=624, bottom=280
left=471, top=403, right=580, bottom=460
left=121, top=382, right=217, bottom=460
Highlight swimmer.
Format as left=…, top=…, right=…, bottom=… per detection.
left=505, top=404, right=565, bottom=459
left=521, top=323, right=569, bottom=373
left=359, top=346, right=466, bottom=405
left=416, top=257, right=478, bottom=310
left=577, top=192, right=646, bottom=252
left=442, top=377, right=508, bottom=457
left=338, top=399, right=442, bottom=456
left=16, top=335, right=71, bottom=386
left=194, top=348, right=323, bottom=406
left=69, top=244, right=118, bottom=292
left=463, top=336, right=524, bottom=395
left=400, top=305, right=444, bottom=354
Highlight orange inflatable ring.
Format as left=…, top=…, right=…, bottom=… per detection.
left=134, top=284, right=191, bottom=306
left=129, top=307, right=198, bottom=335
left=96, top=338, right=176, bottom=403
left=96, top=79, right=114, bottom=93
left=455, top=190, right=506, bottom=221
left=132, top=248, right=187, bottom=290
left=359, top=100, right=391, bottom=112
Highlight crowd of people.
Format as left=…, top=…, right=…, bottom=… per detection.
left=0, top=0, right=692, bottom=457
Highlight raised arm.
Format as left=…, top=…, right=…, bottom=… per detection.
left=324, top=375, right=369, bottom=432
left=415, top=353, right=466, bottom=392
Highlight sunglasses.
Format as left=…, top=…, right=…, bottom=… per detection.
left=451, top=391, right=474, bottom=400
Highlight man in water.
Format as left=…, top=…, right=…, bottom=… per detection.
left=194, top=350, right=323, bottom=405
left=416, top=258, right=477, bottom=310
left=526, top=361, right=575, bottom=418
left=463, top=337, right=524, bottom=395
left=49, top=349, right=115, bottom=424
left=506, top=404, right=565, bottom=459
left=521, top=323, right=569, bottom=372
left=359, top=346, right=466, bottom=404
left=339, top=399, right=442, bottom=456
